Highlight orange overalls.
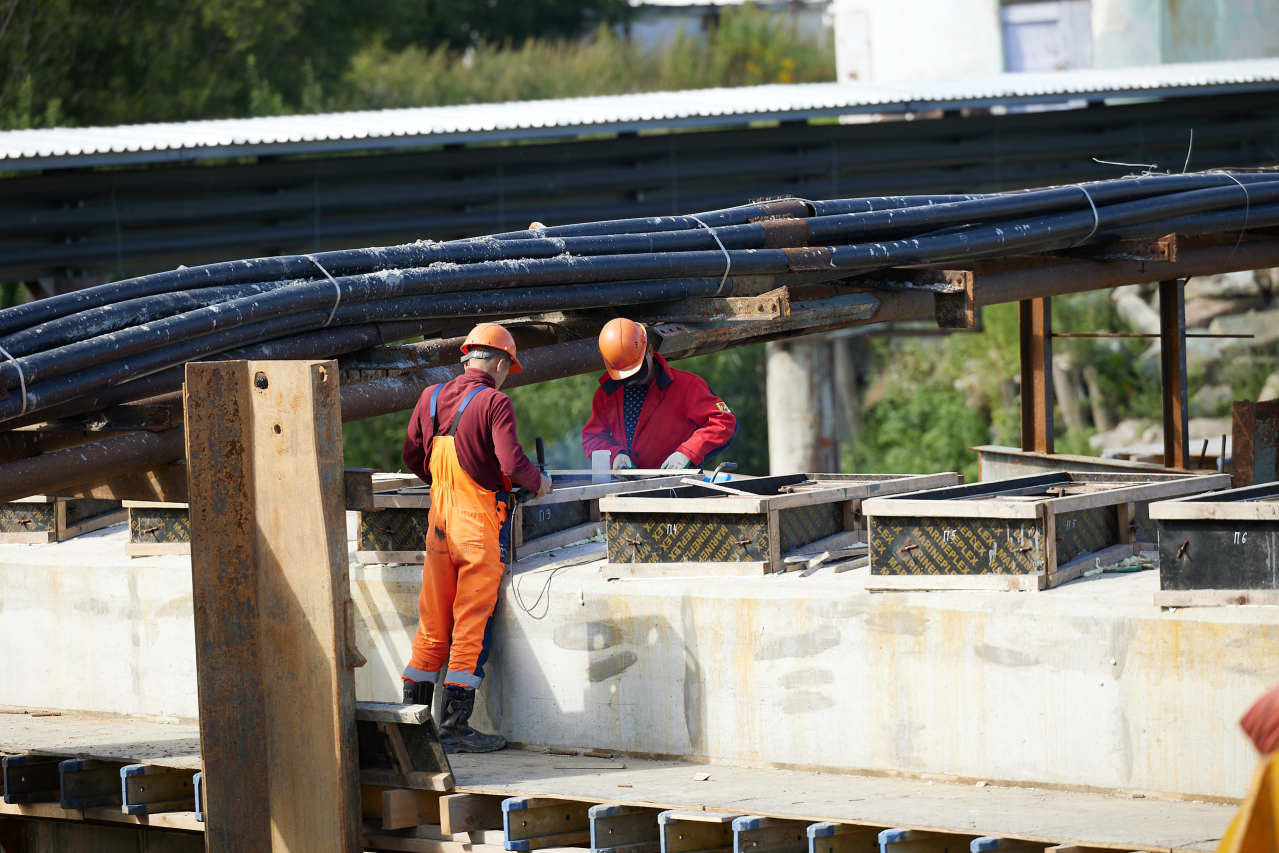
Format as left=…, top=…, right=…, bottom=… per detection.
left=403, top=385, right=514, bottom=689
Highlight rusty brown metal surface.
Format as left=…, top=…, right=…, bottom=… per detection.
left=186, top=360, right=362, bottom=853
left=1019, top=297, right=1053, bottom=454
left=781, top=246, right=834, bottom=272
left=1231, top=400, right=1279, bottom=488
left=757, top=218, right=810, bottom=248
left=1159, top=279, right=1189, bottom=469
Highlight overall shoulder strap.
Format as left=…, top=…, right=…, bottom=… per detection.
left=448, top=386, right=487, bottom=436
left=428, top=384, right=444, bottom=433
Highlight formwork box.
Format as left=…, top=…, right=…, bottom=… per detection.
left=124, top=501, right=191, bottom=557
left=864, top=472, right=1230, bottom=592
left=0, top=495, right=123, bottom=544
left=357, top=474, right=686, bottom=564
left=599, top=473, right=960, bottom=576
left=1150, top=480, right=1279, bottom=607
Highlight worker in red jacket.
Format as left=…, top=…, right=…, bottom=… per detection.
left=400, top=323, right=552, bottom=753
left=581, top=317, right=736, bottom=470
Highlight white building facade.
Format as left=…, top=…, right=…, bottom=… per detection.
left=834, top=0, right=1279, bottom=82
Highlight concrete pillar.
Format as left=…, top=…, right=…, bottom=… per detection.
left=766, top=337, right=838, bottom=474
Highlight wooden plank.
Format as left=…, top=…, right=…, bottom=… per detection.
left=57, top=507, right=126, bottom=540
left=1036, top=475, right=1229, bottom=514
left=185, top=359, right=362, bottom=853
left=362, top=832, right=471, bottom=853
left=517, top=522, right=602, bottom=558
left=439, top=793, right=504, bottom=836
left=124, top=542, right=192, bottom=557
left=1155, top=588, right=1279, bottom=607
left=1045, top=543, right=1147, bottom=589
left=866, top=573, right=1046, bottom=593
left=382, top=789, right=443, bottom=830
left=599, top=561, right=773, bottom=579
left=600, top=495, right=767, bottom=515
left=861, top=498, right=1037, bottom=520
left=359, top=550, right=427, bottom=565
left=357, top=702, right=433, bottom=725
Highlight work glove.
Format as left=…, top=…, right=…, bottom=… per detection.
left=535, top=473, right=553, bottom=498
left=661, top=451, right=692, bottom=470
left=612, top=453, right=634, bottom=470
left=1241, top=684, right=1279, bottom=754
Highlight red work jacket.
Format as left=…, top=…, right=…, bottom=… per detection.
left=581, top=353, right=736, bottom=469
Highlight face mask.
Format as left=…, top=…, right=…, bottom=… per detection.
left=625, top=357, right=652, bottom=385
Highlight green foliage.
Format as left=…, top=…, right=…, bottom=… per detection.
left=507, top=373, right=599, bottom=469
left=372, top=0, right=630, bottom=51
left=343, top=411, right=412, bottom=472
left=0, top=3, right=829, bottom=128
left=333, top=9, right=833, bottom=111
left=841, top=291, right=1165, bottom=481
left=0, top=0, right=371, bottom=126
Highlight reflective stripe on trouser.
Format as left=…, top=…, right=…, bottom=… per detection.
left=404, top=433, right=512, bottom=688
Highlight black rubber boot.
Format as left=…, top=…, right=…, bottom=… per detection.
left=403, top=679, right=434, bottom=708
left=439, top=685, right=506, bottom=753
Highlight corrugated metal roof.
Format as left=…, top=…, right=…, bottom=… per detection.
left=4, top=58, right=1279, bottom=171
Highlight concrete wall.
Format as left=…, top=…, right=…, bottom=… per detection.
left=3, top=525, right=1278, bottom=800
left=834, top=0, right=1279, bottom=83
left=834, top=0, right=1003, bottom=82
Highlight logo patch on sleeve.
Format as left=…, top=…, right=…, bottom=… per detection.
left=716, top=401, right=732, bottom=413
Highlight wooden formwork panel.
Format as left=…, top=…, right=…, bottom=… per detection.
left=0, top=496, right=123, bottom=544
left=1150, top=480, right=1279, bottom=607
left=124, top=501, right=191, bottom=556
left=865, top=472, right=1230, bottom=592
left=600, top=473, right=961, bottom=576
left=356, top=473, right=683, bottom=564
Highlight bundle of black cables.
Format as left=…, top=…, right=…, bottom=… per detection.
left=0, top=170, right=1272, bottom=427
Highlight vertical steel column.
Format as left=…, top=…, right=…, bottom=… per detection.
left=1019, top=298, right=1053, bottom=454
left=1159, top=278, right=1189, bottom=469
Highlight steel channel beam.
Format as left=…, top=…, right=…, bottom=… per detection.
left=1019, top=297, right=1053, bottom=455
left=1159, top=278, right=1189, bottom=469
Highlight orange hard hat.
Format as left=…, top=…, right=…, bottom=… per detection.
left=461, top=323, right=522, bottom=373
left=598, top=318, right=648, bottom=380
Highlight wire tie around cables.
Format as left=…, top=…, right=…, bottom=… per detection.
left=306, top=254, right=343, bottom=327
left=0, top=343, right=29, bottom=415
left=687, top=214, right=733, bottom=296
left=1071, top=184, right=1101, bottom=247
left=1215, top=171, right=1251, bottom=254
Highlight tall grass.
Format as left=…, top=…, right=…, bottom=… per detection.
left=330, top=6, right=834, bottom=111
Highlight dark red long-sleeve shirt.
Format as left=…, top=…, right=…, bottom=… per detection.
left=402, top=369, right=542, bottom=493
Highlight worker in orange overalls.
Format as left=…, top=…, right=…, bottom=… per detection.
left=400, top=323, right=552, bottom=752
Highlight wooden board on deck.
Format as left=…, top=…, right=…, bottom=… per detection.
left=0, top=708, right=201, bottom=770
left=446, top=751, right=1231, bottom=853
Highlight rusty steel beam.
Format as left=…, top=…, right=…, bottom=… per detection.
left=5, top=236, right=1279, bottom=501
left=1159, top=278, right=1189, bottom=469
left=1019, top=298, right=1054, bottom=454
